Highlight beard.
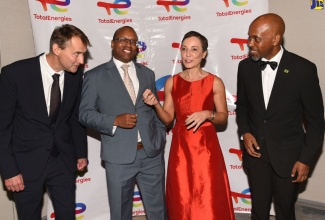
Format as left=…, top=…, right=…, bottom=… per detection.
left=249, top=49, right=260, bottom=61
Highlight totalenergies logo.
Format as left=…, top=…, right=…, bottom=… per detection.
left=229, top=148, right=242, bottom=161
left=137, top=41, right=147, bottom=59
left=232, top=188, right=251, bottom=204
left=133, top=191, right=143, bottom=208
left=231, top=38, right=248, bottom=51
left=36, top=0, right=70, bottom=12
left=228, top=148, right=252, bottom=205
left=223, top=0, right=248, bottom=7
left=50, top=203, right=86, bottom=219
left=157, top=0, right=190, bottom=12
left=230, top=38, right=249, bottom=61
left=97, top=0, right=131, bottom=15
left=171, top=42, right=181, bottom=49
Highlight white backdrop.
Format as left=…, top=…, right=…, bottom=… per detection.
left=27, top=0, right=268, bottom=219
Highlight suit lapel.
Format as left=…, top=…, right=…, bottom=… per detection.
left=106, top=60, right=134, bottom=105
left=251, top=61, right=267, bottom=111
left=31, top=57, right=52, bottom=124
left=135, top=62, right=146, bottom=105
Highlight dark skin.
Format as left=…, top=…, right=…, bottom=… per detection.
left=244, top=13, right=309, bottom=183
left=111, top=27, right=138, bottom=128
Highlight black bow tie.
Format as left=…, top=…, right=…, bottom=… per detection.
left=257, top=60, right=278, bottom=70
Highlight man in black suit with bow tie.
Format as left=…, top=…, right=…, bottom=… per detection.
left=0, top=24, right=90, bottom=220
left=236, top=13, right=324, bottom=220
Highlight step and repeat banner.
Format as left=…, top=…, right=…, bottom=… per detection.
left=27, top=0, right=267, bottom=219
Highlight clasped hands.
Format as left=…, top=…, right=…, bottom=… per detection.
left=242, top=133, right=310, bottom=183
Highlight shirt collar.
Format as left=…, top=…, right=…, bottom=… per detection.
left=41, top=53, right=64, bottom=76
left=113, top=57, right=134, bottom=69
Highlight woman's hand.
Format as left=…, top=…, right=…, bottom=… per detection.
left=143, top=89, right=159, bottom=106
left=185, top=110, right=210, bottom=132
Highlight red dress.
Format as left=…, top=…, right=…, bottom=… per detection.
left=166, top=73, right=235, bottom=220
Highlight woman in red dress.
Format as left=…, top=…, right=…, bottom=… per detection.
left=143, top=31, right=235, bottom=220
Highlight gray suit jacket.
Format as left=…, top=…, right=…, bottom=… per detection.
left=79, top=59, right=166, bottom=164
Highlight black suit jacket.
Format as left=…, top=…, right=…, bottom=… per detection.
left=0, top=54, right=87, bottom=181
left=236, top=49, right=324, bottom=177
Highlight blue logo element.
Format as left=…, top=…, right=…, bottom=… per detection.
left=311, top=0, right=324, bottom=10
left=156, top=75, right=170, bottom=91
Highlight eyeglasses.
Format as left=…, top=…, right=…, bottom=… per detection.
left=114, top=38, right=139, bottom=46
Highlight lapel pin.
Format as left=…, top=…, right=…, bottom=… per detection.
left=284, top=69, right=289, bottom=73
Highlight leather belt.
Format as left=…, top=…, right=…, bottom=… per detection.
left=137, top=142, right=143, bottom=150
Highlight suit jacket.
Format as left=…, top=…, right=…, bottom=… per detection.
left=0, top=54, right=87, bottom=181
left=79, top=59, right=166, bottom=164
left=236, top=49, right=324, bottom=177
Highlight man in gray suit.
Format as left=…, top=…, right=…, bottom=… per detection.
left=79, top=26, right=166, bottom=220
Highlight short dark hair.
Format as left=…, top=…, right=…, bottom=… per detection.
left=112, top=26, right=137, bottom=40
left=181, top=31, right=208, bottom=52
left=49, top=24, right=91, bottom=53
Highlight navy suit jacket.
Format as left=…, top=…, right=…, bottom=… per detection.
left=0, top=54, right=87, bottom=181
left=236, top=49, right=324, bottom=177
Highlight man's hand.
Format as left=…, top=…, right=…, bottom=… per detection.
left=243, top=133, right=261, bottom=158
left=114, top=113, right=137, bottom=128
left=77, top=158, right=88, bottom=171
left=291, top=161, right=309, bottom=183
left=5, top=174, right=25, bottom=192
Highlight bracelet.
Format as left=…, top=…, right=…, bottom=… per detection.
left=209, top=111, right=215, bottom=121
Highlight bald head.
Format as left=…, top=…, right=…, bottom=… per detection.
left=248, top=13, right=285, bottom=61
left=251, top=13, right=285, bottom=39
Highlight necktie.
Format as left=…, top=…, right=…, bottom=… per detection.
left=121, top=64, right=141, bottom=142
left=121, top=64, right=136, bottom=104
left=258, top=60, right=278, bottom=71
left=49, top=74, right=61, bottom=123
left=49, top=74, right=61, bottom=157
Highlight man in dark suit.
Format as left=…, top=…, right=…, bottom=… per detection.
left=79, top=26, right=166, bottom=220
left=0, top=24, right=90, bottom=220
left=236, top=13, right=324, bottom=220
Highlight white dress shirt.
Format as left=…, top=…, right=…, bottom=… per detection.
left=262, top=46, right=283, bottom=109
left=113, top=58, right=139, bottom=96
left=39, top=53, right=64, bottom=115
left=112, top=58, right=141, bottom=141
